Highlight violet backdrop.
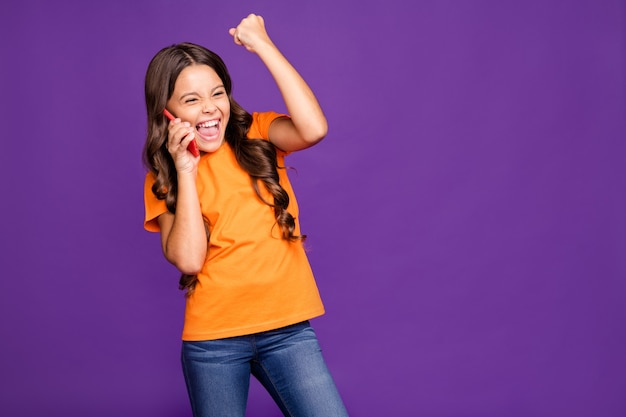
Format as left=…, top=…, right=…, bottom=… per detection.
left=1, top=0, right=625, bottom=416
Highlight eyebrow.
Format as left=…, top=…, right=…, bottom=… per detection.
left=179, top=85, right=226, bottom=100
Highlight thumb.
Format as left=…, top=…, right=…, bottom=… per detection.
left=228, top=27, right=242, bottom=45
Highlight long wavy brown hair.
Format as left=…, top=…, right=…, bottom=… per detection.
left=143, top=42, right=304, bottom=296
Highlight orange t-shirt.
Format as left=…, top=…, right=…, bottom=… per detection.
left=144, top=111, right=325, bottom=340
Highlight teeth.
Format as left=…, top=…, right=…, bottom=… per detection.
left=197, top=120, right=218, bottom=128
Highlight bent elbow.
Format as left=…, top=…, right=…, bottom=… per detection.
left=303, top=123, right=328, bottom=145
left=165, top=251, right=206, bottom=276
left=174, top=259, right=204, bottom=276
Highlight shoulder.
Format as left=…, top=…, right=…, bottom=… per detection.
left=143, top=171, right=168, bottom=232
left=248, top=111, right=288, bottom=140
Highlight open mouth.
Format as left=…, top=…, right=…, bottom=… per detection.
left=196, top=119, right=220, bottom=140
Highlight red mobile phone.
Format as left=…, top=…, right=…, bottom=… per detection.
left=163, top=109, right=200, bottom=157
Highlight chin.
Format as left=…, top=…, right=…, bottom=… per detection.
left=199, top=139, right=224, bottom=154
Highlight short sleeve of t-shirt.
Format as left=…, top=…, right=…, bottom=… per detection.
left=143, top=111, right=285, bottom=232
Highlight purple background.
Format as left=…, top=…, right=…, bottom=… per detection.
left=1, top=0, right=625, bottom=416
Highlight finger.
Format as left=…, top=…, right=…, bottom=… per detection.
left=168, top=125, right=193, bottom=150
left=180, top=131, right=198, bottom=155
left=228, top=28, right=241, bottom=45
left=167, top=122, right=187, bottom=141
left=182, top=130, right=195, bottom=144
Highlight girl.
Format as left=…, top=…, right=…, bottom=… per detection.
left=142, top=14, right=349, bottom=417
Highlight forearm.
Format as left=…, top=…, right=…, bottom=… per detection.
left=162, top=173, right=207, bottom=274
left=255, top=41, right=328, bottom=143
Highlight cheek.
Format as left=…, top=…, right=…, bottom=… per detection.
left=222, top=105, right=231, bottom=120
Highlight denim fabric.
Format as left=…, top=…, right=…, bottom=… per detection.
left=181, top=321, right=349, bottom=417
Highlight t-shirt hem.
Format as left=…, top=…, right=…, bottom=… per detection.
left=181, top=309, right=325, bottom=341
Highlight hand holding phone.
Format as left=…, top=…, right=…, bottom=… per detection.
left=163, top=109, right=200, bottom=157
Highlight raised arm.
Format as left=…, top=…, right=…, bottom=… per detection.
left=229, top=14, right=328, bottom=152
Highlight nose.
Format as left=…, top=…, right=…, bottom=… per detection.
left=202, top=99, right=217, bottom=113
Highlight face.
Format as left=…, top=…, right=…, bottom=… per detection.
left=166, top=64, right=230, bottom=154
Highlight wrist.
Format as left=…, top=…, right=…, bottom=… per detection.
left=254, top=38, right=279, bottom=58
left=177, top=169, right=198, bottom=181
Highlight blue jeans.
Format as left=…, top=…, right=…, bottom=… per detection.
left=181, top=321, right=349, bottom=417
